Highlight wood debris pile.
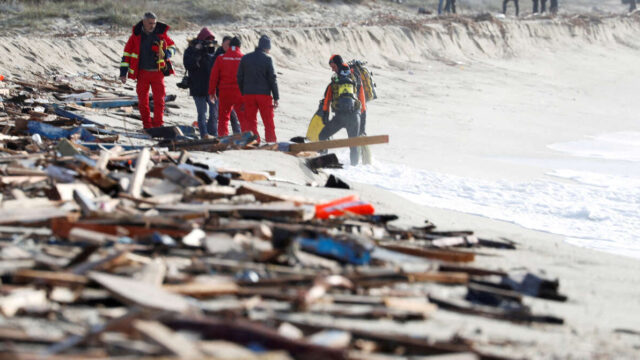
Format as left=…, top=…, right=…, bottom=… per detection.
left=0, top=76, right=567, bottom=360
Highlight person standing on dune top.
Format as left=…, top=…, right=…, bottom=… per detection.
left=503, top=0, right=520, bottom=16
left=119, top=12, right=176, bottom=129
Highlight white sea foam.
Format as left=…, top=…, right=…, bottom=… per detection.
left=328, top=132, right=640, bottom=259
left=548, top=131, right=640, bottom=162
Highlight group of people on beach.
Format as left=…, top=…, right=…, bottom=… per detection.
left=118, top=12, right=371, bottom=165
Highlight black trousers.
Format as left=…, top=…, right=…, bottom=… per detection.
left=549, top=0, right=557, bottom=13
left=631, top=0, right=637, bottom=12
left=319, top=110, right=361, bottom=166
left=444, top=0, right=456, bottom=13
left=503, top=0, right=519, bottom=16
left=532, top=0, right=547, bottom=13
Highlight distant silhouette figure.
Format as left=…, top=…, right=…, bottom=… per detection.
left=444, top=0, right=456, bottom=14
left=629, top=0, right=636, bottom=12
left=532, top=0, right=547, bottom=13
left=503, top=0, right=519, bottom=16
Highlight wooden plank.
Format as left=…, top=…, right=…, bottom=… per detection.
left=162, top=164, right=204, bottom=187
left=51, top=217, right=190, bottom=239
left=427, top=295, right=564, bottom=325
left=0, top=206, right=70, bottom=225
left=46, top=307, right=143, bottom=355
left=13, top=269, right=88, bottom=287
left=68, top=227, right=120, bottom=245
left=164, top=317, right=346, bottom=360
left=95, top=145, right=123, bottom=170
left=432, top=236, right=479, bottom=248
left=133, top=320, right=204, bottom=359
left=289, top=135, right=389, bottom=153
left=406, top=271, right=469, bottom=284
left=70, top=250, right=130, bottom=275
left=383, top=297, right=438, bottom=317
left=380, top=243, right=475, bottom=263
left=163, top=281, right=239, bottom=298
left=89, top=271, right=193, bottom=313
left=55, top=183, right=95, bottom=202
left=127, top=147, right=150, bottom=198
left=134, top=258, right=166, bottom=286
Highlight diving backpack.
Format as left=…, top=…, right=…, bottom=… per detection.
left=348, top=60, right=377, bottom=102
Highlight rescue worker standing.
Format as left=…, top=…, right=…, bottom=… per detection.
left=319, top=55, right=366, bottom=166
left=120, top=12, right=176, bottom=129
left=183, top=27, right=217, bottom=138
left=237, top=35, right=279, bottom=144
left=209, top=37, right=245, bottom=138
left=212, top=35, right=241, bottom=135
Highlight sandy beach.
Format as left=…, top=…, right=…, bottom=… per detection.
left=1, top=0, right=640, bottom=358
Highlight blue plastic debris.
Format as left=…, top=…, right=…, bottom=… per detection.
left=151, top=232, right=176, bottom=247
left=28, top=121, right=96, bottom=142
left=297, top=235, right=373, bottom=266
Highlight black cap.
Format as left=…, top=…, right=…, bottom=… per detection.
left=222, top=35, right=232, bottom=43
left=230, top=37, right=241, bottom=48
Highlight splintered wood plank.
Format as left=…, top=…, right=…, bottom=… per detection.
left=127, top=147, right=150, bottom=198
left=289, top=135, right=389, bottom=153
left=133, top=320, right=204, bottom=359
left=96, top=145, right=123, bottom=170
left=89, top=271, right=192, bottom=313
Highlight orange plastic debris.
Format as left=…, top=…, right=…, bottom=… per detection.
left=0, top=75, right=4, bottom=81
left=315, top=195, right=375, bottom=219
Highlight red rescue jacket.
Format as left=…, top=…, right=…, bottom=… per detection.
left=120, top=21, right=177, bottom=80
left=209, top=46, right=244, bottom=95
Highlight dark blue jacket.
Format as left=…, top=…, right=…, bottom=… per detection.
left=183, top=44, right=217, bottom=97
left=237, top=48, right=279, bottom=101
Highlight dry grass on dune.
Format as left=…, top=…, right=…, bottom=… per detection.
left=0, top=0, right=632, bottom=32
left=0, top=0, right=252, bottom=30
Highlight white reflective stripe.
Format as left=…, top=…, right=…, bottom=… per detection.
left=123, top=52, right=131, bottom=57
left=129, top=68, right=135, bottom=74
left=129, top=53, right=139, bottom=59
left=120, top=62, right=129, bottom=67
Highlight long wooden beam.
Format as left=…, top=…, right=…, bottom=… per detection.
left=289, top=135, right=389, bottom=153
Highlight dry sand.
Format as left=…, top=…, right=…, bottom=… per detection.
left=1, top=2, right=640, bottom=358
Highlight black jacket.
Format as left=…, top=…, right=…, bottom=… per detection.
left=237, top=48, right=279, bottom=101
left=183, top=43, right=216, bottom=97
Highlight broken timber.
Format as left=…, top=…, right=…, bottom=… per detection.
left=289, top=135, right=389, bottom=153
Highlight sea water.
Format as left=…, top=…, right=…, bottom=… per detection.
left=329, top=131, right=640, bottom=259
